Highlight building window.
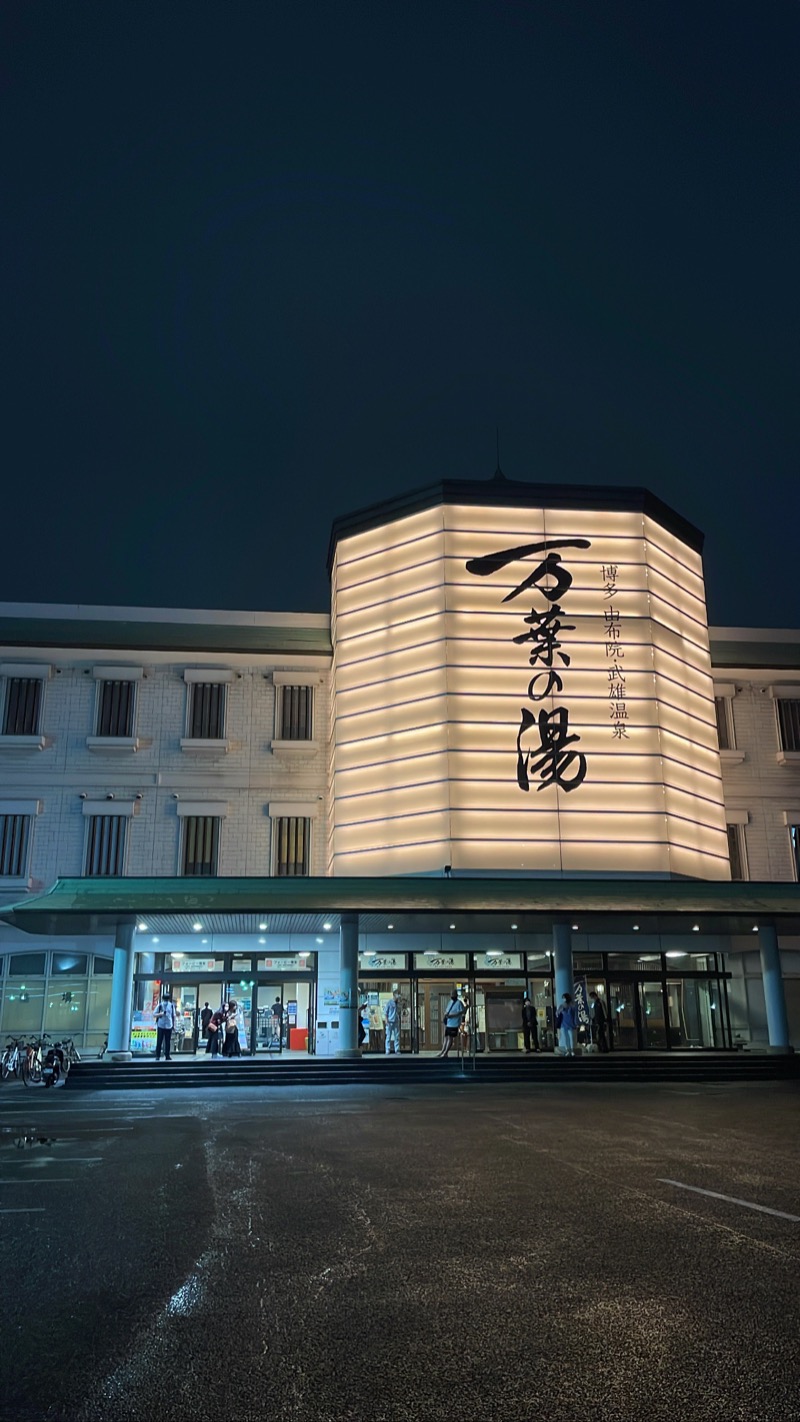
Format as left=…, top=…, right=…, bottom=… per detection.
left=97, top=680, right=135, bottom=737
left=726, top=824, right=746, bottom=881
left=791, top=826, right=800, bottom=882
left=182, top=816, right=220, bottom=876
left=776, top=699, right=800, bottom=753
left=279, top=685, right=313, bottom=741
left=0, top=814, right=31, bottom=878
left=2, top=678, right=42, bottom=736
left=188, top=683, right=226, bottom=739
left=274, top=816, right=310, bottom=877
left=85, top=816, right=127, bottom=876
left=714, top=696, right=734, bottom=751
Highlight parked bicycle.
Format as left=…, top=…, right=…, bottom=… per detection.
left=1, top=1038, right=26, bottom=1082
left=22, top=1035, right=47, bottom=1086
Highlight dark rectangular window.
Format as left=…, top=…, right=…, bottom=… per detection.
left=85, top=816, right=127, bottom=876
left=280, top=685, right=313, bottom=740
left=791, top=826, right=800, bottom=883
left=726, top=824, right=745, bottom=881
left=777, top=699, right=800, bottom=752
left=182, top=816, right=220, bottom=876
left=188, top=683, right=226, bottom=738
left=714, top=696, right=732, bottom=751
left=97, top=680, right=135, bottom=737
left=3, top=678, right=42, bottom=735
left=274, top=816, right=310, bottom=877
left=0, top=815, right=31, bottom=878
left=9, top=952, right=46, bottom=975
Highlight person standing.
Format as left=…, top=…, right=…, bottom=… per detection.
left=205, top=1004, right=225, bottom=1057
left=437, top=989, right=466, bottom=1059
left=154, top=997, right=177, bottom=1061
left=557, top=993, right=578, bottom=1057
left=383, top=991, right=401, bottom=1055
left=270, top=997, right=283, bottom=1049
left=521, top=994, right=539, bottom=1053
left=589, top=990, right=609, bottom=1052
left=200, top=1002, right=213, bottom=1040
left=222, top=999, right=241, bottom=1057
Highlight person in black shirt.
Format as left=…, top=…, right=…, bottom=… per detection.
left=521, top=995, right=539, bottom=1053
left=200, top=1003, right=213, bottom=1039
left=590, top=991, right=609, bottom=1052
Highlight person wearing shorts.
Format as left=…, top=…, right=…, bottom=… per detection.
left=437, top=989, right=465, bottom=1058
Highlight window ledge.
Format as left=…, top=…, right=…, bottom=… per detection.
left=720, top=749, right=746, bottom=765
left=0, top=876, right=32, bottom=891
left=180, top=737, right=230, bottom=754
left=0, top=734, right=46, bottom=751
left=86, top=736, right=141, bottom=754
left=777, top=750, right=800, bottom=766
left=271, top=739, right=319, bottom=755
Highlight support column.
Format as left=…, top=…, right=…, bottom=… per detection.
left=758, top=924, right=793, bottom=1053
left=336, top=913, right=361, bottom=1058
left=552, top=922, right=573, bottom=1006
left=108, top=920, right=137, bottom=1061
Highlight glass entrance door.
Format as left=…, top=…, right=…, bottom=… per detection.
left=171, top=982, right=200, bottom=1053
left=473, top=982, right=526, bottom=1052
left=666, top=979, right=724, bottom=1048
left=638, top=981, right=668, bottom=1048
left=223, top=984, right=253, bottom=1055
left=416, top=981, right=466, bottom=1054
left=608, top=982, right=639, bottom=1049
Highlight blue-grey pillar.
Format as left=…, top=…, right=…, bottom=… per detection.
left=758, top=924, right=793, bottom=1053
left=336, top=913, right=360, bottom=1058
left=108, top=920, right=137, bottom=1061
left=552, top=922, right=573, bottom=1006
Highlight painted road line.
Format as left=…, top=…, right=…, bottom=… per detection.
left=658, top=1179, right=800, bottom=1223
left=0, top=1208, right=46, bottom=1214
left=0, top=1179, right=75, bottom=1185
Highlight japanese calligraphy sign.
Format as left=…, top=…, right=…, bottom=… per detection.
left=330, top=497, right=730, bottom=879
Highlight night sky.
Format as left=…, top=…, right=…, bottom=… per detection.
left=2, top=1, right=797, bottom=627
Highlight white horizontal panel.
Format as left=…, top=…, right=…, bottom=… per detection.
left=334, top=561, right=446, bottom=616
left=643, top=516, right=704, bottom=577
left=271, top=670, right=324, bottom=687
left=0, top=662, right=50, bottom=679
left=443, top=579, right=651, bottom=618
left=335, top=696, right=449, bottom=745
left=0, top=799, right=42, bottom=816
left=334, top=517, right=444, bottom=578
left=92, top=665, right=144, bottom=681
left=332, top=840, right=452, bottom=876
left=82, top=800, right=139, bottom=818
left=333, top=728, right=448, bottom=773
left=176, top=800, right=229, bottom=818
left=335, top=588, right=446, bottom=642
left=667, top=843, right=730, bottom=880
left=333, top=782, right=450, bottom=825
left=333, top=642, right=446, bottom=692
left=448, top=779, right=666, bottom=814
left=558, top=841, right=670, bottom=874
left=444, top=505, right=646, bottom=541
left=662, top=785, right=729, bottom=827
left=336, top=668, right=447, bottom=718
left=267, top=801, right=320, bottom=819
left=445, top=668, right=658, bottom=700
left=333, top=752, right=448, bottom=796
left=335, top=809, right=450, bottom=855
left=453, top=840, right=565, bottom=872
left=183, top=668, right=233, bottom=684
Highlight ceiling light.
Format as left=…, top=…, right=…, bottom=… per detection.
left=173, top=952, right=184, bottom=960
left=511, top=923, right=518, bottom=930
left=449, top=924, right=456, bottom=930
left=201, top=938, right=208, bottom=944
left=259, top=922, right=267, bottom=931
left=192, top=922, right=203, bottom=932
left=387, top=923, right=394, bottom=930
left=666, top=951, right=686, bottom=959
left=323, top=922, right=332, bottom=931
left=692, top=924, right=700, bottom=933
left=487, top=950, right=502, bottom=958
left=571, top=924, right=579, bottom=931
left=152, top=937, right=159, bottom=944
left=632, top=925, right=640, bottom=932
left=424, top=950, right=438, bottom=957
left=138, top=922, right=148, bottom=932
left=752, top=926, right=759, bottom=933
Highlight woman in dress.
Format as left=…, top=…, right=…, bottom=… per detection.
left=221, top=998, right=241, bottom=1057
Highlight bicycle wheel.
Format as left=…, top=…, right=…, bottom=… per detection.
left=0, top=1055, right=11, bottom=1082
left=23, top=1053, right=41, bottom=1086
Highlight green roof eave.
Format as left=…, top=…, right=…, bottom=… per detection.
left=2, top=876, right=800, bottom=936
left=0, top=618, right=331, bottom=657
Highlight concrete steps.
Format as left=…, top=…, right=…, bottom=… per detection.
left=66, top=1052, right=800, bottom=1091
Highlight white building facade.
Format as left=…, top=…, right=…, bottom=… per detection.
left=0, top=477, right=798, bottom=1056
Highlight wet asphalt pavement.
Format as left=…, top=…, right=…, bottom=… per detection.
left=0, top=1078, right=798, bottom=1422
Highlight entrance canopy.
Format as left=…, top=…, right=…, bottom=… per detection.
left=2, top=876, right=800, bottom=939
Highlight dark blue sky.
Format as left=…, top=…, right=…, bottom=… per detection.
left=1, top=1, right=797, bottom=625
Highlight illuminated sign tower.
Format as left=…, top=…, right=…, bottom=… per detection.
left=328, top=476, right=729, bottom=880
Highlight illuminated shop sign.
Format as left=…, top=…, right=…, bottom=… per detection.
left=330, top=501, right=729, bottom=879
left=358, top=954, right=408, bottom=971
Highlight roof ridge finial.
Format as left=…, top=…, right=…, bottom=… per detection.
left=493, top=423, right=506, bottom=480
